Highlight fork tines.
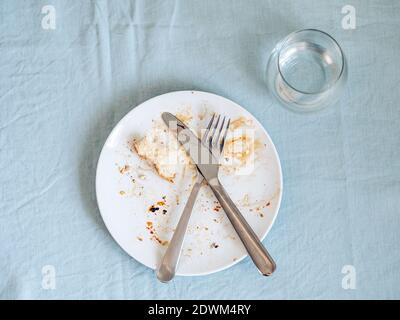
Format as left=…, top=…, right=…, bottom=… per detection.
left=203, top=114, right=231, bottom=156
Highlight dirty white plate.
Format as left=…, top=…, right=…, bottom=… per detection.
left=96, top=91, right=282, bottom=276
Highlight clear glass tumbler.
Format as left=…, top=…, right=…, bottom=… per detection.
left=266, top=29, right=347, bottom=112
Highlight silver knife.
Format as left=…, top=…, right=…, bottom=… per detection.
left=162, top=112, right=276, bottom=276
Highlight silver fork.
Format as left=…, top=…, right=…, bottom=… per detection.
left=156, top=114, right=229, bottom=282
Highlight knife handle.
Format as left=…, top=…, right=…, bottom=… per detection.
left=209, top=178, right=276, bottom=276
left=156, top=177, right=203, bottom=282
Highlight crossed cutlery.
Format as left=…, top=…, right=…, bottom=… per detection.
left=156, top=113, right=275, bottom=282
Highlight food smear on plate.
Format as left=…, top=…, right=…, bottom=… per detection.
left=175, top=110, right=193, bottom=124
left=224, top=135, right=253, bottom=165
left=122, top=111, right=275, bottom=248
left=118, top=164, right=130, bottom=174
left=229, top=116, right=252, bottom=130
left=132, top=121, right=192, bottom=183
left=221, top=116, right=260, bottom=175
left=146, top=221, right=169, bottom=246
left=130, top=110, right=260, bottom=183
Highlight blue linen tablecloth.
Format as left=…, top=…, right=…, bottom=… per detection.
left=1, top=0, right=399, bottom=299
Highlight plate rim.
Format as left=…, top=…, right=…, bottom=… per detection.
left=95, top=90, right=283, bottom=276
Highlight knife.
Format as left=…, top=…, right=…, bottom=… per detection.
left=162, top=112, right=276, bottom=276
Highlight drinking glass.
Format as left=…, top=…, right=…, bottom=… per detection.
left=266, top=29, right=347, bottom=112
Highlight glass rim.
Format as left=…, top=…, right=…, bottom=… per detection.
left=277, top=28, right=346, bottom=95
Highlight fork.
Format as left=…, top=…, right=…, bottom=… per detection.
left=202, top=118, right=276, bottom=276
left=156, top=114, right=229, bottom=282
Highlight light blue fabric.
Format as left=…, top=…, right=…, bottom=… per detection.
left=1, top=0, right=399, bottom=299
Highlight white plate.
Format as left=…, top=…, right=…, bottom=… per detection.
left=96, top=91, right=282, bottom=276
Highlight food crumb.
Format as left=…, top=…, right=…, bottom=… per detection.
left=148, top=205, right=160, bottom=213
left=210, top=242, right=219, bottom=249
left=242, top=194, right=250, bottom=207
left=118, top=165, right=130, bottom=174
left=119, top=190, right=125, bottom=195
left=213, top=200, right=222, bottom=212
left=148, top=197, right=168, bottom=214
left=137, top=236, right=143, bottom=241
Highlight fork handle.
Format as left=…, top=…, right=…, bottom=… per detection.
left=209, top=178, right=276, bottom=276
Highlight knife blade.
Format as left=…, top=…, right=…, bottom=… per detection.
left=161, top=112, right=219, bottom=182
